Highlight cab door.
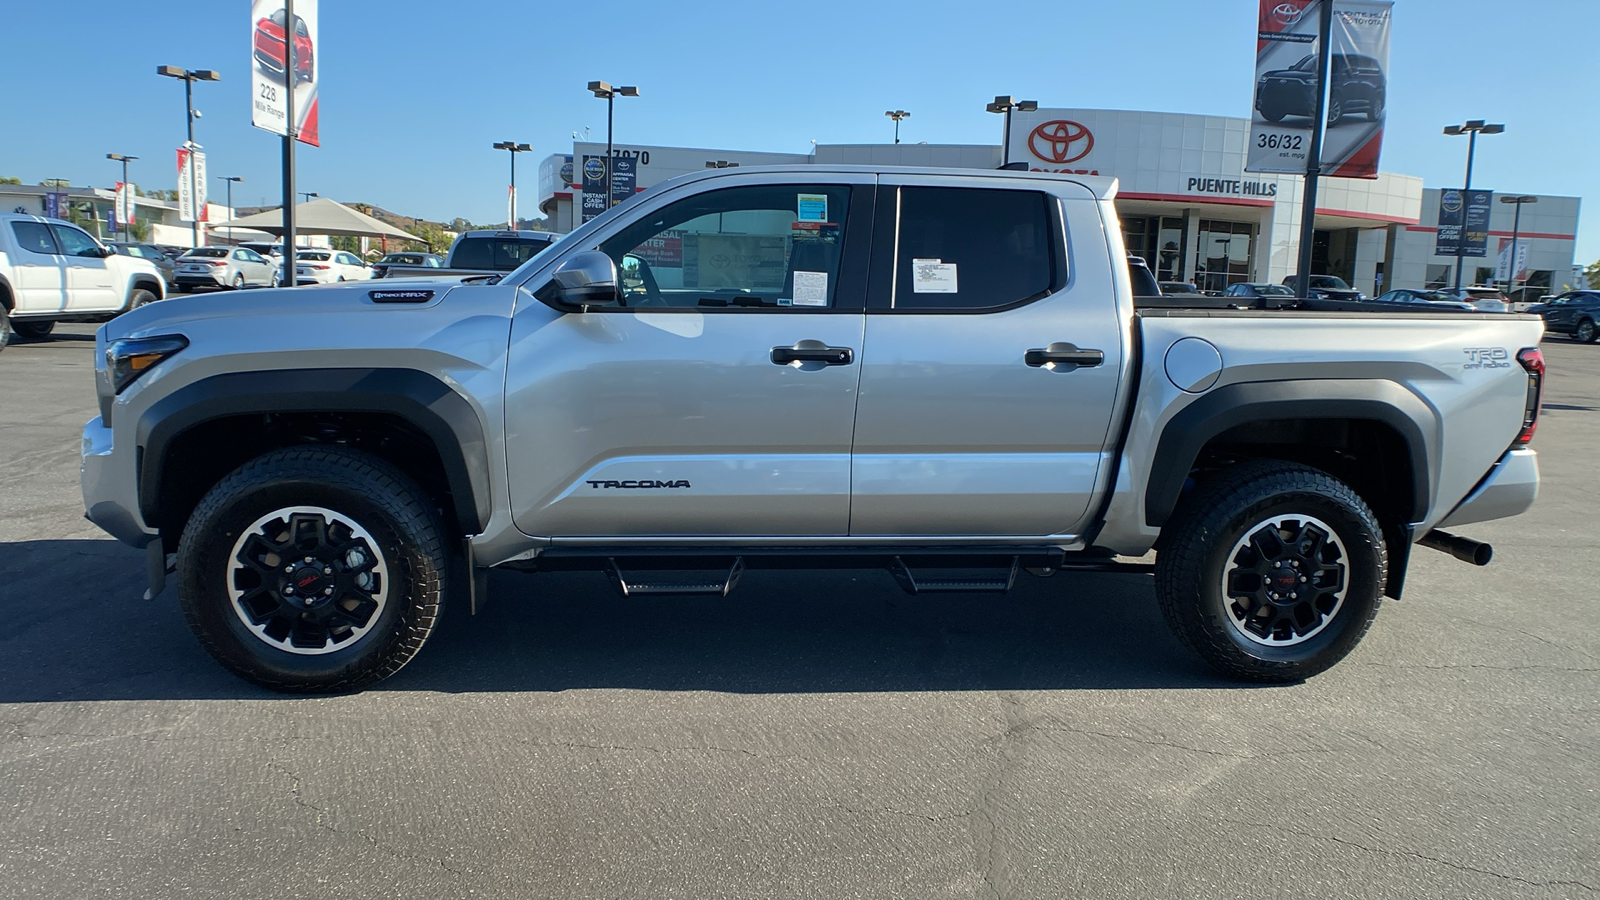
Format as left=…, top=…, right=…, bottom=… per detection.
left=848, top=178, right=1129, bottom=539
left=49, top=223, right=119, bottom=311
left=5, top=220, right=67, bottom=313
left=503, top=175, right=874, bottom=539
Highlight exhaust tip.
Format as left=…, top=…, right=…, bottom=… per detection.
left=1419, top=529, right=1493, bottom=567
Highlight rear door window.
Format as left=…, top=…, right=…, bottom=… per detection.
left=888, top=186, right=1056, bottom=311
left=11, top=222, right=59, bottom=255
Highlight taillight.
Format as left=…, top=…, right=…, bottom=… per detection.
left=1514, top=347, right=1544, bottom=447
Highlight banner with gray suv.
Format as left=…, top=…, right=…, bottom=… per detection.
left=1247, top=0, right=1393, bottom=178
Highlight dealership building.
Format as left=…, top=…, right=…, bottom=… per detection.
left=538, top=107, right=1581, bottom=297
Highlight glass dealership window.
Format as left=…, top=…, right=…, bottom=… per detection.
left=1194, top=219, right=1255, bottom=293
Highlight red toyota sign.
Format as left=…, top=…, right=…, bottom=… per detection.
left=1028, top=120, right=1094, bottom=164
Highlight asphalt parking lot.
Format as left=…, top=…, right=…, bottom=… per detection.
left=2, top=323, right=1596, bottom=900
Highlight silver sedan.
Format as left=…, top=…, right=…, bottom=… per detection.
left=173, top=246, right=281, bottom=292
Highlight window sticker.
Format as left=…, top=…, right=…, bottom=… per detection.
left=911, top=258, right=958, bottom=293
left=797, top=194, right=828, bottom=223
left=792, top=271, right=828, bottom=306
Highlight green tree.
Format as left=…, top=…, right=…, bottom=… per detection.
left=0, top=176, right=20, bottom=185
left=39, top=178, right=70, bottom=188
left=1585, top=259, right=1600, bottom=290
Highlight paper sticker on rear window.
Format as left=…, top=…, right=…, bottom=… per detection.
left=912, top=258, right=958, bottom=294
left=797, top=194, right=828, bottom=223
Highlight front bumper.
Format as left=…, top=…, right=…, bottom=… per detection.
left=1438, top=448, right=1540, bottom=529
left=81, top=415, right=157, bottom=548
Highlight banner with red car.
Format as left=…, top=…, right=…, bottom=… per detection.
left=1247, top=0, right=1392, bottom=178
left=250, top=0, right=320, bottom=146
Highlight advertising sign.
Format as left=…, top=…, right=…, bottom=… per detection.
left=579, top=154, right=607, bottom=223
left=1434, top=189, right=1492, bottom=257
left=609, top=155, right=637, bottom=209
left=1246, top=0, right=1393, bottom=178
left=113, top=182, right=136, bottom=227
left=1495, top=238, right=1530, bottom=282
left=177, top=148, right=208, bottom=223
left=43, top=192, right=67, bottom=219
left=250, top=0, right=320, bottom=146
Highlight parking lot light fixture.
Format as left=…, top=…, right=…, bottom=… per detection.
left=493, top=141, right=534, bottom=229
left=156, top=65, right=221, bottom=247
left=1442, top=119, right=1505, bottom=292
left=588, top=81, right=640, bottom=208
left=885, top=110, right=910, bottom=144
left=106, top=153, right=138, bottom=241
left=986, top=96, right=1038, bottom=165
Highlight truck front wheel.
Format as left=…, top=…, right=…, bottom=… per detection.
left=12, top=320, right=55, bottom=340
left=1155, top=461, right=1385, bottom=682
left=176, top=446, right=449, bottom=693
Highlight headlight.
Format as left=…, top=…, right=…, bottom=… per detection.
left=106, top=335, right=189, bottom=394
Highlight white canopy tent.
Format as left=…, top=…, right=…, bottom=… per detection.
left=220, top=197, right=426, bottom=246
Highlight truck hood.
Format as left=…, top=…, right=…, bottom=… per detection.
left=100, top=279, right=473, bottom=342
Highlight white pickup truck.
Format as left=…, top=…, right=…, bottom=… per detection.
left=81, top=166, right=1545, bottom=692
left=0, top=213, right=166, bottom=347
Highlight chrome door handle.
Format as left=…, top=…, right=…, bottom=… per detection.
left=1025, top=342, right=1105, bottom=370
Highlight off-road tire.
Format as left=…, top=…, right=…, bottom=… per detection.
left=12, top=319, right=55, bottom=340
left=124, top=288, right=157, bottom=314
left=1155, top=460, right=1386, bottom=682
left=177, top=446, right=449, bottom=693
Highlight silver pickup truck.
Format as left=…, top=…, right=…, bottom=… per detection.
left=80, top=166, right=1545, bottom=692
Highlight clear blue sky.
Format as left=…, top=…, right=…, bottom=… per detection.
left=3, top=0, right=1595, bottom=263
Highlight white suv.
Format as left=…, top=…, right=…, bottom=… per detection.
left=0, top=213, right=165, bottom=346
left=295, top=249, right=371, bottom=285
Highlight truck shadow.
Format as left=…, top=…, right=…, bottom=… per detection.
left=0, top=540, right=1254, bottom=703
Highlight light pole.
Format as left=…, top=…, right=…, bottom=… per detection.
left=885, top=110, right=910, bottom=144
left=299, top=191, right=318, bottom=204
left=985, top=96, right=1038, bottom=166
left=1499, top=194, right=1538, bottom=298
left=218, top=176, right=243, bottom=241
left=156, top=66, right=220, bottom=248
left=493, top=141, right=533, bottom=229
left=1443, top=119, right=1504, bottom=292
left=106, top=153, right=137, bottom=242
left=587, top=81, right=639, bottom=209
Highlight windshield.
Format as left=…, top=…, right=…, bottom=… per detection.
left=184, top=248, right=229, bottom=258
left=1290, top=55, right=1317, bottom=73
left=1309, top=275, right=1351, bottom=289
left=451, top=237, right=555, bottom=271
left=1418, top=291, right=1458, bottom=302
left=1254, top=284, right=1296, bottom=296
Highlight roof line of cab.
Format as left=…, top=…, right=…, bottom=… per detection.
left=646, top=164, right=1119, bottom=200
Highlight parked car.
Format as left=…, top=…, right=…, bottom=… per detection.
left=0, top=213, right=165, bottom=347
left=1369, top=289, right=1477, bottom=312
left=1224, top=283, right=1297, bottom=301
left=1527, top=290, right=1600, bottom=343
left=1436, top=286, right=1510, bottom=312
left=371, top=252, right=444, bottom=279
left=295, top=249, right=371, bottom=285
left=83, top=165, right=1544, bottom=692
left=253, top=7, right=313, bottom=83
left=1256, top=53, right=1385, bottom=127
left=239, top=241, right=285, bottom=263
left=1283, top=274, right=1363, bottom=302
left=1159, top=281, right=1201, bottom=295
left=155, top=244, right=188, bottom=262
left=172, top=246, right=280, bottom=292
left=377, top=230, right=558, bottom=280
left=108, top=241, right=176, bottom=287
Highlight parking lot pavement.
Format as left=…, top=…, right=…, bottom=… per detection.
left=2, top=324, right=1596, bottom=899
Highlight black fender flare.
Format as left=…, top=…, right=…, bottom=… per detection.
left=1144, top=379, right=1437, bottom=528
left=135, top=368, right=490, bottom=533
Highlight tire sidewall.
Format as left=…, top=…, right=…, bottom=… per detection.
left=1577, top=319, right=1596, bottom=343
left=1196, top=491, right=1384, bottom=673
left=180, top=473, right=429, bottom=687
left=0, top=306, right=11, bottom=349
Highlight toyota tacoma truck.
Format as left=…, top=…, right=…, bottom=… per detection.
left=0, top=213, right=166, bottom=347
left=80, top=166, right=1544, bottom=692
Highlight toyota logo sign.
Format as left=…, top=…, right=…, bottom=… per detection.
left=1270, top=2, right=1308, bottom=25
left=1029, top=120, right=1094, bottom=165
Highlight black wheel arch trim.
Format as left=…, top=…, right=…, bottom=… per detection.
left=135, top=367, right=490, bottom=534
left=1144, top=379, right=1437, bottom=529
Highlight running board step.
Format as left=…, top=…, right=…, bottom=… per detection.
left=605, top=557, right=745, bottom=597
left=890, top=556, right=1019, bottom=595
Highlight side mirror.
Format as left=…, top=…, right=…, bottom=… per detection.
left=534, top=250, right=622, bottom=311
left=95, top=245, right=116, bottom=258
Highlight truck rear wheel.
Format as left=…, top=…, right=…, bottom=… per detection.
left=1155, top=461, right=1385, bottom=682
left=0, top=306, right=11, bottom=350
left=176, top=446, right=449, bottom=693
left=12, top=320, right=55, bottom=340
